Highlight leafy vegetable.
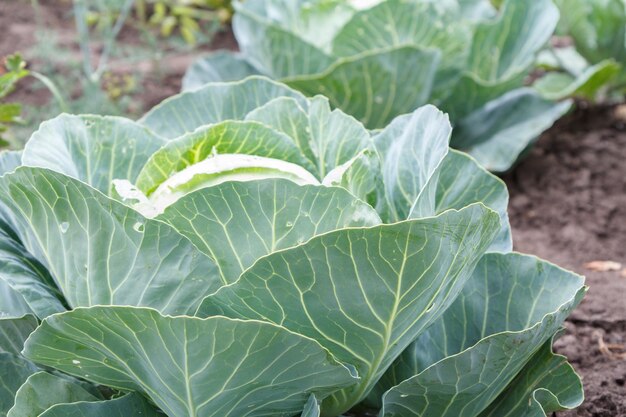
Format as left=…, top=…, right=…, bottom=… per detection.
left=0, top=353, right=39, bottom=416
left=0, top=55, right=30, bottom=149
left=373, top=253, right=585, bottom=416
left=8, top=372, right=104, bottom=417
left=0, top=77, right=584, bottom=416
left=24, top=307, right=357, bottom=417
left=0, top=54, right=67, bottom=149
left=184, top=0, right=571, bottom=170
left=543, top=0, right=626, bottom=101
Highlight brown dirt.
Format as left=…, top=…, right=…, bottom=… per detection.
left=0, top=0, right=236, bottom=113
left=1, top=0, right=70, bottom=108
left=504, top=104, right=626, bottom=417
left=137, top=27, right=237, bottom=110
left=1, top=0, right=68, bottom=58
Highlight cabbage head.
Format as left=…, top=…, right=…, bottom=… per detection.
left=184, top=0, right=572, bottom=171
left=0, top=77, right=584, bottom=417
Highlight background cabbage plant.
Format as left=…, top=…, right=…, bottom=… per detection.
left=535, top=0, right=626, bottom=102
left=0, top=77, right=585, bottom=416
left=184, top=0, right=572, bottom=171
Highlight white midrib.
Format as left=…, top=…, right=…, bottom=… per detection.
left=339, top=233, right=412, bottom=412
left=183, top=325, right=197, bottom=417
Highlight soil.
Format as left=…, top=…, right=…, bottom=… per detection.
left=504, top=104, right=626, bottom=417
left=2, top=1, right=626, bottom=416
left=1, top=0, right=236, bottom=112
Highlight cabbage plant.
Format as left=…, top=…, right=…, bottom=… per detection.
left=0, top=77, right=585, bottom=417
left=535, top=0, right=626, bottom=102
left=184, top=0, right=572, bottom=171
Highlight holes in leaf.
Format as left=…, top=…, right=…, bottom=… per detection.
left=133, top=222, right=145, bottom=233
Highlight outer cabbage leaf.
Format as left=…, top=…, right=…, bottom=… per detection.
left=39, top=393, right=161, bottom=417
left=409, top=149, right=512, bottom=253
left=233, top=5, right=335, bottom=78
left=451, top=89, right=572, bottom=172
left=439, top=73, right=523, bottom=121
left=535, top=59, right=621, bottom=101
left=0, top=151, right=20, bottom=175
left=373, top=105, right=451, bottom=223
left=555, top=0, right=626, bottom=65
left=322, top=148, right=381, bottom=207
left=536, top=47, right=589, bottom=75
left=376, top=253, right=585, bottom=417
left=7, top=372, right=102, bottom=417
left=200, top=204, right=500, bottom=415
left=159, top=179, right=381, bottom=284
left=464, top=0, right=558, bottom=84
left=457, top=0, right=497, bottom=21
left=440, top=0, right=558, bottom=116
left=294, top=95, right=372, bottom=178
left=245, top=96, right=372, bottom=178
left=285, top=46, right=441, bottom=129
left=331, top=1, right=468, bottom=64
left=0, top=167, right=219, bottom=315
left=141, top=76, right=308, bottom=138
left=0, top=315, right=37, bottom=355
left=0, top=151, right=23, bottom=232
left=243, top=97, right=312, bottom=157
left=331, top=0, right=469, bottom=96
left=550, top=0, right=626, bottom=100
left=0, top=227, right=64, bottom=319
left=432, top=0, right=559, bottom=118
left=0, top=281, right=32, bottom=318
left=182, top=51, right=260, bottom=91
left=0, top=353, right=39, bottom=417
left=22, top=114, right=166, bottom=196
left=185, top=0, right=355, bottom=91
left=233, top=0, right=354, bottom=60
left=23, top=306, right=358, bottom=417
left=301, top=395, right=321, bottom=417
left=478, top=339, right=584, bottom=417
